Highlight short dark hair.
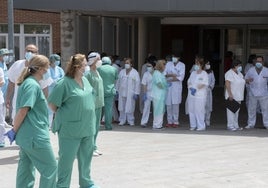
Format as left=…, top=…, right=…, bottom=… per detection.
left=231, top=59, right=242, bottom=68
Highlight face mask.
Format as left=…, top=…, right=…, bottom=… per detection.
left=147, top=67, right=153, bottom=72
left=125, top=64, right=131, bottom=69
left=43, top=71, right=50, bottom=80
left=25, top=52, right=33, bottom=61
left=54, top=61, right=60, bottom=66
left=205, top=64, right=211, bottom=70
left=172, top=57, right=178, bottom=63
left=237, top=66, right=242, bottom=72
left=255, top=62, right=263, bottom=69
left=96, top=60, right=102, bottom=68
left=3, top=55, right=9, bottom=63
left=193, top=64, right=200, bottom=71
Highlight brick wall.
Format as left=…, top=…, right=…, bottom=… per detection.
left=0, top=0, right=61, bottom=53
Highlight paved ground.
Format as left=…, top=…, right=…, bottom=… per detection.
left=1, top=87, right=268, bottom=188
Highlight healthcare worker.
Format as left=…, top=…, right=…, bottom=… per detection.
left=48, top=54, right=64, bottom=127
left=164, top=56, right=185, bottom=128
left=245, top=56, right=268, bottom=129
left=204, top=61, right=215, bottom=127
left=6, top=44, right=52, bottom=123
left=48, top=54, right=98, bottom=188
left=0, top=62, right=5, bottom=147
left=116, top=58, right=140, bottom=126
left=5, top=55, right=57, bottom=188
left=152, top=59, right=168, bottom=130
left=86, top=52, right=104, bottom=156
left=98, top=55, right=118, bottom=130
left=225, top=59, right=245, bottom=131
left=140, top=61, right=155, bottom=127
left=187, top=56, right=208, bottom=131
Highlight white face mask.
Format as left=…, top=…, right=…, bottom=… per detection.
left=193, top=64, right=200, bottom=71
left=42, top=71, right=50, bottom=80
left=125, top=64, right=131, bottom=69
left=3, top=55, right=9, bottom=63
left=147, top=67, right=153, bottom=72
left=54, top=61, right=60, bottom=66
left=25, top=52, right=34, bottom=61
left=205, top=64, right=211, bottom=70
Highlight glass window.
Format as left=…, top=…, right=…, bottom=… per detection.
left=0, top=24, right=20, bottom=33
left=25, top=36, right=37, bottom=46
left=24, top=25, right=50, bottom=34
left=0, top=36, right=7, bottom=48
left=38, top=36, right=50, bottom=57
left=250, top=29, right=268, bottom=56
left=225, top=29, right=244, bottom=61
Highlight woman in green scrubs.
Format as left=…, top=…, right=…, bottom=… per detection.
left=5, top=55, right=57, bottom=188
left=48, top=54, right=99, bottom=188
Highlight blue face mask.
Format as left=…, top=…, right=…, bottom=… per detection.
left=255, top=62, right=263, bottom=69
left=54, top=61, right=60, bottom=66
left=25, top=52, right=33, bottom=61
left=43, top=71, right=50, bottom=80
left=3, top=55, right=9, bottom=63
left=147, top=67, right=153, bottom=72
left=237, top=66, right=242, bottom=72
left=125, top=64, right=131, bottom=69
left=193, top=64, right=200, bottom=71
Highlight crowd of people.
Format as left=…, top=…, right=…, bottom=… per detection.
left=0, top=43, right=268, bottom=187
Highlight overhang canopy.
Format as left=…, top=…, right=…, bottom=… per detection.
left=14, top=0, right=268, bottom=17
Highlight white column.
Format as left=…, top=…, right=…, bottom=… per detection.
left=138, top=17, right=147, bottom=73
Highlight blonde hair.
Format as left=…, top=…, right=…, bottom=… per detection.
left=65, top=53, right=86, bottom=78
left=155, top=59, right=166, bottom=72
left=17, top=55, right=49, bottom=86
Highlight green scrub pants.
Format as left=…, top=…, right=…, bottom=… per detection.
left=16, top=144, right=57, bottom=188
left=57, top=136, right=95, bottom=188
left=94, top=107, right=102, bottom=150
left=104, top=95, right=114, bottom=130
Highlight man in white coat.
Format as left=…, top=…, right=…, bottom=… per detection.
left=245, top=56, right=268, bottom=129
left=116, top=58, right=140, bottom=126
left=164, top=56, right=185, bottom=128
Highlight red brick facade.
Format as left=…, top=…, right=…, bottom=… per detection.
left=0, top=0, right=61, bottom=53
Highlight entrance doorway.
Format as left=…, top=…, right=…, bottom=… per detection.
left=201, top=27, right=245, bottom=86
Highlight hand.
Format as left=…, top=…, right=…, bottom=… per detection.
left=190, top=87, right=196, bottom=96
left=133, top=94, right=138, bottom=100
left=142, top=93, right=147, bottom=102
left=4, top=129, right=16, bottom=145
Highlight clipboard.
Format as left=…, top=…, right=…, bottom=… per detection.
left=225, top=99, right=240, bottom=113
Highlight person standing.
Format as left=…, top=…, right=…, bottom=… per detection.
left=0, top=63, right=5, bottom=147
left=6, top=44, right=38, bottom=123
left=47, top=54, right=65, bottom=127
left=225, top=59, right=245, bottom=131
left=140, top=61, right=155, bottom=127
left=5, top=55, right=57, bottom=187
left=187, top=56, right=209, bottom=131
left=98, top=55, right=118, bottom=130
left=204, top=61, right=215, bottom=127
left=245, top=56, right=268, bottom=129
left=164, top=56, right=185, bottom=128
left=48, top=54, right=98, bottom=188
left=86, top=52, right=104, bottom=156
left=116, top=58, right=140, bottom=126
left=152, top=60, right=167, bottom=130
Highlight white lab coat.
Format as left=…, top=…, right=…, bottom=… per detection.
left=164, top=61, right=185, bottom=105
left=187, top=70, right=208, bottom=130
left=205, top=71, right=215, bottom=126
left=245, top=66, right=268, bottom=127
left=116, top=68, right=140, bottom=114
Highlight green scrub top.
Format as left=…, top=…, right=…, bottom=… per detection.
left=97, top=64, right=118, bottom=97
left=48, top=76, right=96, bottom=138
left=15, top=76, right=50, bottom=148
left=85, top=70, right=104, bottom=109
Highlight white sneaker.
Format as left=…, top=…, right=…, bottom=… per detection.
left=189, top=127, right=196, bottom=131
left=94, top=150, right=102, bottom=155
left=245, top=125, right=254, bottom=129
left=227, top=127, right=237, bottom=131
left=93, top=151, right=100, bottom=157
left=196, top=128, right=206, bottom=131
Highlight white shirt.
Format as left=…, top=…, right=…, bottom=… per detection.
left=141, top=71, right=153, bottom=98
left=245, top=66, right=268, bottom=97
left=225, top=69, right=245, bottom=101
left=0, top=68, right=5, bottom=104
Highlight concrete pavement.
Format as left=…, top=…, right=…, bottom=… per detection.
left=1, top=124, right=268, bottom=188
